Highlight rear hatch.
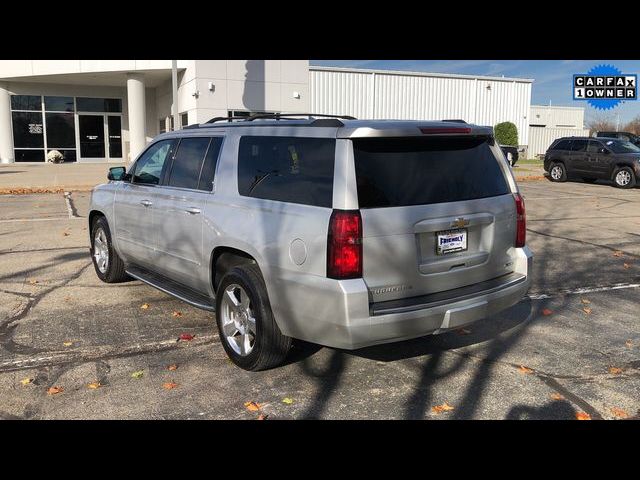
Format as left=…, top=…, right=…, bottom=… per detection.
left=351, top=134, right=518, bottom=304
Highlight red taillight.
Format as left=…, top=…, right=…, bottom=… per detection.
left=419, top=127, right=472, bottom=135
left=327, top=210, right=362, bottom=279
left=514, top=193, right=526, bottom=248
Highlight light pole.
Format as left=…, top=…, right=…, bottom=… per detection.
left=172, top=60, right=180, bottom=131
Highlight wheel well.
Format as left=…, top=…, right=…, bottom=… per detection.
left=211, top=247, right=258, bottom=291
left=611, top=164, right=634, bottom=177
left=88, top=210, right=105, bottom=231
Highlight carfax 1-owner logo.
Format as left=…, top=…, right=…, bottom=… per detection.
left=574, top=64, right=637, bottom=110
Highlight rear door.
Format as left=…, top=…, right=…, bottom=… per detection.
left=153, top=136, right=223, bottom=291
left=586, top=140, right=609, bottom=178
left=351, top=135, right=518, bottom=304
left=569, top=138, right=588, bottom=174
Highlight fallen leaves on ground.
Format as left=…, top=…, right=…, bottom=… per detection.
left=257, top=414, right=269, bottom=420
left=63, top=341, right=73, bottom=347
left=550, top=393, right=564, bottom=401
left=62, top=231, right=70, bottom=237
left=518, top=365, right=534, bottom=374
left=576, top=412, right=592, bottom=420
left=178, top=333, right=194, bottom=341
left=20, top=378, right=33, bottom=386
left=131, top=370, right=144, bottom=379
left=456, top=328, right=471, bottom=335
left=541, top=308, right=553, bottom=316
left=87, top=382, right=101, bottom=389
left=282, top=397, right=294, bottom=405
left=431, top=403, right=455, bottom=414
left=28, top=279, right=38, bottom=285
left=47, top=386, right=64, bottom=395
left=613, top=251, right=623, bottom=257
left=580, top=298, right=591, bottom=304
left=582, top=307, right=592, bottom=315
left=625, top=340, right=633, bottom=348
left=623, top=263, right=631, bottom=270
left=244, top=401, right=262, bottom=412
left=162, top=381, right=178, bottom=390
left=0, top=187, right=64, bottom=195
left=140, top=303, right=150, bottom=309
left=172, top=311, right=182, bottom=318
left=611, top=407, right=628, bottom=419
left=167, top=364, right=178, bottom=371
left=608, top=366, right=623, bottom=375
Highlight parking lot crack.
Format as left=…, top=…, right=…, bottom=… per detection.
left=0, top=261, right=92, bottom=356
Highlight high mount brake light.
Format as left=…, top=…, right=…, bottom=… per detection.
left=327, top=210, right=362, bottom=279
left=419, top=127, right=472, bottom=134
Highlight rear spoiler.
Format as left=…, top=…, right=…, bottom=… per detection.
left=337, top=123, right=494, bottom=139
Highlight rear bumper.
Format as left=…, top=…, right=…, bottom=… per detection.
left=270, top=246, right=533, bottom=350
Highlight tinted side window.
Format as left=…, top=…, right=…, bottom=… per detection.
left=551, top=139, right=572, bottom=151
left=353, top=137, right=509, bottom=208
left=571, top=139, right=587, bottom=152
left=238, top=136, right=336, bottom=207
left=587, top=140, right=602, bottom=153
left=133, top=140, right=176, bottom=185
left=198, top=137, right=223, bottom=191
left=167, top=137, right=211, bottom=189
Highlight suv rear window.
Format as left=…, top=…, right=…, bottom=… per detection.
left=551, top=139, right=572, bottom=150
left=238, top=136, right=336, bottom=207
left=352, top=137, right=510, bottom=209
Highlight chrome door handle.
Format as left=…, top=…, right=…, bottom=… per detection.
left=140, top=200, right=152, bottom=207
left=185, top=207, right=201, bottom=215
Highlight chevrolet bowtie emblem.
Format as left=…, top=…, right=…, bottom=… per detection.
left=451, top=217, right=470, bottom=228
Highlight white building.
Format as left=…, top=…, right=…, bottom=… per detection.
left=528, top=105, right=588, bottom=158
left=0, top=60, right=309, bottom=164
left=310, top=66, right=533, bottom=146
left=0, top=61, right=537, bottom=164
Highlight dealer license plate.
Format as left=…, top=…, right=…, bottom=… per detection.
left=436, top=228, right=468, bottom=255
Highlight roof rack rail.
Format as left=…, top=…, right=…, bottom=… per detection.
left=442, top=119, right=467, bottom=123
left=204, top=116, right=249, bottom=124
left=245, top=113, right=356, bottom=121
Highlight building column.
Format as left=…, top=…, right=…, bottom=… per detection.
left=0, top=83, right=14, bottom=164
left=126, top=73, right=146, bottom=162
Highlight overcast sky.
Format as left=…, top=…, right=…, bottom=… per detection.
left=310, top=60, right=640, bottom=125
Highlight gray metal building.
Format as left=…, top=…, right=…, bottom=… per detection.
left=310, top=66, right=533, bottom=146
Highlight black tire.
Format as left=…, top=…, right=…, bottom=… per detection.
left=582, top=178, right=598, bottom=183
left=215, top=264, right=291, bottom=371
left=548, top=162, right=567, bottom=182
left=90, top=216, right=128, bottom=283
left=612, top=166, right=636, bottom=189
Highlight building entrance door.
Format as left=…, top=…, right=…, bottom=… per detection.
left=78, top=114, right=123, bottom=161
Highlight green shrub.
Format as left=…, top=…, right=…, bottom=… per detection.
left=494, top=121, right=518, bottom=146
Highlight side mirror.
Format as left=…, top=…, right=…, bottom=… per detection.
left=107, top=166, right=127, bottom=181
left=599, top=148, right=610, bottom=154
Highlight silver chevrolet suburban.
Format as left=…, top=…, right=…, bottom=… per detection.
left=89, top=114, right=532, bottom=371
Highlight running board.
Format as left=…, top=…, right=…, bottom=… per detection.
left=126, top=265, right=216, bottom=312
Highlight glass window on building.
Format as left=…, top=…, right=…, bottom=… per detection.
left=181, top=112, right=189, bottom=127
left=45, top=113, right=76, bottom=148
left=44, top=96, right=74, bottom=112
left=15, top=150, right=45, bottom=162
left=159, top=119, right=167, bottom=134
left=76, top=97, right=122, bottom=113
left=11, top=95, right=42, bottom=111
left=12, top=111, right=44, bottom=149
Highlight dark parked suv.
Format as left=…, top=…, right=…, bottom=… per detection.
left=595, top=131, right=640, bottom=147
left=544, top=136, right=640, bottom=188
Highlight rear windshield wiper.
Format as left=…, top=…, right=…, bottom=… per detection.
left=248, top=170, right=281, bottom=194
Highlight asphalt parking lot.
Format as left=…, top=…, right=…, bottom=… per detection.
left=0, top=179, right=639, bottom=420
